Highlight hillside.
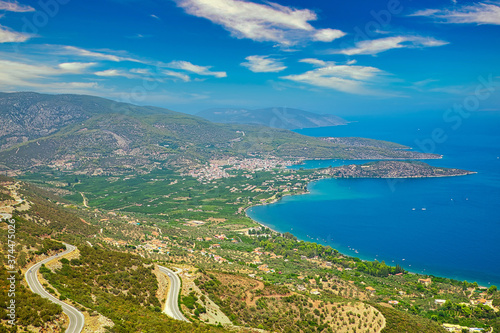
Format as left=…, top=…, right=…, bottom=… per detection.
left=0, top=92, right=438, bottom=176
left=0, top=92, right=179, bottom=150
left=3, top=177, right=496, bottom=333
left=197, top=107, right=348, bottom=130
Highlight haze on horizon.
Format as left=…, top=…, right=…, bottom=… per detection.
left=0, top=0, right=498, bottom=116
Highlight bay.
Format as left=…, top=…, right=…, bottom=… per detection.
left=247, top=111, right=500, bottom=286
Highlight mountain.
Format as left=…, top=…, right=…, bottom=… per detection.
left=196, top=107, right=348, bottom=130
left=0, top=92, right=179, bottom=150
left=0, top=92, right=437, bottom=176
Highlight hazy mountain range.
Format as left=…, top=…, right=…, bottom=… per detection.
left=196, top=107, right=347, bottom=130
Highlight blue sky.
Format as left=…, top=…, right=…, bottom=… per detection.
left=0, top=0, right=499, bottom=115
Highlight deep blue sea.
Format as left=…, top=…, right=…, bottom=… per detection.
left=247, top=111, right=500, bottom=287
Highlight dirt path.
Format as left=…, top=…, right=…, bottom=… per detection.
left=80, top=192, right=89, bottom=208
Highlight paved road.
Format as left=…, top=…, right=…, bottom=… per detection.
left=25, top=244, right=85, bottom=333
left=158, top=265, right=189, bottom=322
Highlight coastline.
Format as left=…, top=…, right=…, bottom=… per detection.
left=291, top=155, right=444, bottom=166
left=243, top=170, right=492, bottom=287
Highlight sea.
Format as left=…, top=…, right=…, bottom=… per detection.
left=247, top=111, right=500, bottom=287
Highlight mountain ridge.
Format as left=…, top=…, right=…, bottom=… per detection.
left=0, top=92, right=438, bottom=176
left=197, top=107, right=348, bottom=130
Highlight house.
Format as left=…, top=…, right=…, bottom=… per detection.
left=365, top=287, right=376, bottom=294
left=418, top=278, right=432, bottom=286
left=253, top=248, right=263, bottom=255
left=435, top=299, right=447, bottom=306
left=213, top=255, right=227, bottom=263
left=258, top=264, right=270, bottom=272
left=388, top=300, right=399, bottom=305
left=196, top=237, right=204, bottom=242
left=211, top=243, right=221, bottom=249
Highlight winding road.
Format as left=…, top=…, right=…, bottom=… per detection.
left=25, top=244, right=188, bottom=331
left=25, top=244, right=85, bottom=333
left=158, top=265, right=189, bottom=322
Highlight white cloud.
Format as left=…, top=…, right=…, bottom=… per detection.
left=313, top=28, right=346, bottom=42
left=0, top=24, right=31, bottom=43
left=241, top=55, right=286, bottom=73
left=410, top=2, right=500, bottom=25
left=163, top=69, right=191, bottom=82
left=151, top=14, right=160, bottom=20
left=0, top=59, right=97, bottom=90
left=174, top=0, right=345, bottom=45
left=94, top=69, right=140, bottom=79
left=59, top=62, right=97, bottom=72
left=281, top=59, right=387, bottom=95
left=335, top=36, right=448, bottom=56
left=61, top=46, right=143, bottom=63
left=299, top=58, right=327, bottom=66
left=0, top=0, right=34, bottom=12
left=167, top=60, right=226, bottom=78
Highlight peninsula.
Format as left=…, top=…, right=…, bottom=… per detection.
left=322, top=160, right=475, bottom=179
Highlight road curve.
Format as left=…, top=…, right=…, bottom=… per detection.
left=158, top=265, right=189, bottom=322
left=25, top=244, right=85, bottom=333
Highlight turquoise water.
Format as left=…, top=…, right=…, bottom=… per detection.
left=247, top=111, right=500, bottom=286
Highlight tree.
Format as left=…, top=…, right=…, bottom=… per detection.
left=488, top=285, right=497, bottom=294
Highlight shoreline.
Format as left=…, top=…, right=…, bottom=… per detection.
left=291, top=155, right=444, bottom=166
left=244, top=170, right=492, bottom=287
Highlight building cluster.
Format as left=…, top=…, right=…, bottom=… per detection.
left=187, top=157, right=294, bottom=181
left=187, top=163, right=230, bottom=181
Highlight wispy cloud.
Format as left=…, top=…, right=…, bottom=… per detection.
left=410, top=2, right=500, bottom=25
left=60, top=46, right=144, bottom=63
left=174, top=0, right=345, bottom=46
left=151, top=14, right=160, bottom=20
left=241, top=55, right=286, bottom=73
left=94, top=69, right=141, bottom=79
left=334, top=36, right=448, bottom=56
left=281, top=59, right=388, bottom=95
left=167, top=60, right=227, bottom=78
left=0, top=24, right=31, bottom=43
left=59, top=62, right=97, bottom=72
left=96, top=67, right=192, bottom=82
left=163, top=69, right=191, bottom=82
left=0, top=59, right=96, bottom=90
left=0, top=0, right=34, bottom=12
